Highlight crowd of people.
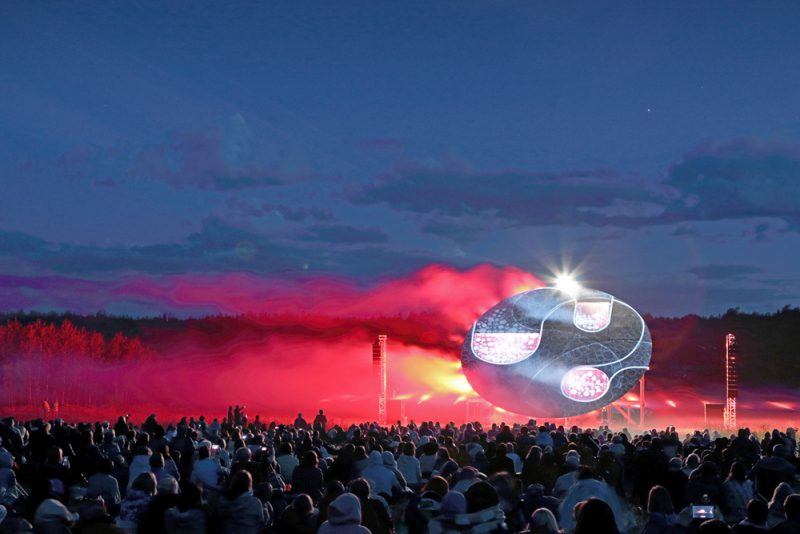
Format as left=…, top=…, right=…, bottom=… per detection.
left=0, top=407, right=798, bottom=534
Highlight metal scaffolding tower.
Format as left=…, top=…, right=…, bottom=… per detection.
left=372, top=335, right=387, bottom=425
left=725, top=333, right=738, bottom=430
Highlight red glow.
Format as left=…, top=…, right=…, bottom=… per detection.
left=472, top=332, right=540, bottom=364
left=560, top=366, right=610, bottom=402
left=3, top=264, right=800, bottom=431
left=767, top=401, right=793, bottom=410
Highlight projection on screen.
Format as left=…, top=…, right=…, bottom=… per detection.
left=461, top=286, right=652, bottom=417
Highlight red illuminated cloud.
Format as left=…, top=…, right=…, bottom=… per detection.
left=112, top=263, right=543, bottom=328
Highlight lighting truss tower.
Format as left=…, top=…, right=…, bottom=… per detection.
left=372, top=335, right=387, bottom=426
left=725, top=333, right=738, bottom=430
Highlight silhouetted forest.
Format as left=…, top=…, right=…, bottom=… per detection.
left=1, top=307, right=799, bottom=409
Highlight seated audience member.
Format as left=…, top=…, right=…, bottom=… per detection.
left=732, top=498, right=768, bottom=534
left=318, top=492, right=371, bottom=534
left=164, top=482, right=208, bottom=534
left=768, top=493, right=800, bottom=534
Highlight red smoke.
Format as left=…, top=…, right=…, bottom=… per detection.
left=2, top=264, right=546, bottom=424
left=3, top=264, right=798, bottom=431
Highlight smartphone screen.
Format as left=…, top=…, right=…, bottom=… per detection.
left=692, top=505, right=714, bottom=519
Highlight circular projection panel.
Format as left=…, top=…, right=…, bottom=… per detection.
left=461, top=286, right=651, bottom=417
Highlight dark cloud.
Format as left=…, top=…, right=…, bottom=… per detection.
left=661, top=139, right=800, bottom=227
left=0, top=218, right=432, bottom=280
left=352, top=164, right=652, bottom=237
left=352, top=139, right=800, bottom=241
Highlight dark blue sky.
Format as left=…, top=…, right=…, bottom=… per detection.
left=2, top=1, right=800, bottom=316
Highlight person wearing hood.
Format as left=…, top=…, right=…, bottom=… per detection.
left=318, top=493, right=370, bottom=534
left=348, top=478, right=393, bottom=534
left=33, top=496, right=80, bottom=533
left=552, top=453, right=581, bottom=499
left=165, top=482, right=208, bottom=534
left=381, top=451, right=409, bottom=491
left=558, top=467, right=628, bottom=534
left=427, top=490, right=468, bottom=534
left=360, top=450, right=402, bottom=500
left=217, top=470, right=269, bottom=534
left=766, top=482, right=793, bottom=528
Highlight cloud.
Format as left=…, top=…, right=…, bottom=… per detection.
left=660, top=139, right=800, bottom=227
left=351, top=164, right=655, bottom=239
left=352, top=139, right=800, bottom=241
left=0, top=215, right=438, bottom=280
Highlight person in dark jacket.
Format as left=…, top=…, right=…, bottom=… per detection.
left=686, top=462, right=723, bottom=506
left=751, top=445, right=795, bottom=500
left=164, top=483, right=208, bottom=534
left=488, top=444, right=515, bottom=475
left=573, top=497, right=620, bottom=534
left=348, top=478, right=392, bottom=534
left=276, top=493, right=318, bottom=534
left=641, top=485, right=679, bottom=534
left=768, top=493, right=800, bottom=534
left=291, top=451, right=324, bottom=503
left=732, top=498, right=768, bottom=534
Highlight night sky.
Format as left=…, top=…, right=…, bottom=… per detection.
left=2, top=1, right=800, bottom=317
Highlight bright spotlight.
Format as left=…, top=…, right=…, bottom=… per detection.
left=554, top=274, right=580, bottom=295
